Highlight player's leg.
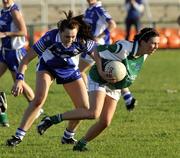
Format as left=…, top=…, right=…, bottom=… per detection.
left=0, top=61, right=9, bottom=127
left=125, top=18, right=131, bottom=40
left=0, top=91, right=9, bottom=127
left=10, top=48, right=43, bottom=117
left=37, top=78, right=90, bottom=142
left=0, top=62, right=7, bottom=78
left=10, top=71, right=34, bottom=101
left=121, top=87, right=137, bottom=111
left=6, top=71, right=53, bottom=146
left=61, top=77, right=90, bottom=144
left=79, top=59, right=91, bottom=86
left=79, top=53, right=95, bottom=86
left=73, top=94, right=118, bottom=151
left=36, top=77, right=105, bottom=137
left=10, top=70, right=44, bottom=118
left=134, top=18, right=141, bottom=33
left=9, top=48, right=35, bottom=102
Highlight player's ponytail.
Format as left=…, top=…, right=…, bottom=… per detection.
left=57, top=11, right=93, bottom=41
left=73, top=14, right=93, bottom=41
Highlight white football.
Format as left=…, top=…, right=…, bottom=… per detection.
left=104, top=61, right=126, bottom=82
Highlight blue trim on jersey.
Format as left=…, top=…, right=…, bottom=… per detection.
left=0, top=3, right=23, bottom=49
left=83, top=1, right=112, bottom=44
left=37, top=58, right=81, bottom=84
left=33, top=29, right=96, bottom=80
left=0, top=47, right=26, bottom=71
left=129, top=41, right=138, bottom=56
left=33, top=29, right=96, bottom=57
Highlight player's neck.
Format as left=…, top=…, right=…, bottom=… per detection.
left=136, top=47, right=146, bottom=56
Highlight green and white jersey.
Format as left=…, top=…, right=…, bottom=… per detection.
left=89, top=40, right=148, bottom=89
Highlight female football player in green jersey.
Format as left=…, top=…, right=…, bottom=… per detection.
left=36, top=27, right=160, bottom=151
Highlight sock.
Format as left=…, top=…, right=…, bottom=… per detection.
left=122, top=92, right=133, bottom=106
left=50, top=114, right=63, bottom=124
left=0, top=112, right=8, bottom=123
left=63, top=128, right=75, bottom=139
left=15, top=128, right=26, bottom=140
left=76, top=137, right=87, bottom=147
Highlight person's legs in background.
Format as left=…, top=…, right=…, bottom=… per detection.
left=0, top=61, right=9, bottom=127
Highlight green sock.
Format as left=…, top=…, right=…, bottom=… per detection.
left=0, top=112, right=8, bottom=123
left=50, top=114, right=63, bottom=124
left=77, top=137, right=87, bottom=148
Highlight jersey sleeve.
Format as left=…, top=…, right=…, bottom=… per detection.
left=98, top=41, right=129, bottom=61
left=96, top=6, right=112, bottom=22
left=11, top=4, right=20, bottom=12
left=84, top=40, right=97, bottom=55
left=32, top=31, right=52, bottom=56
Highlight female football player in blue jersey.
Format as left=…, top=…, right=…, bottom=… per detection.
left=36, top=27, right=160, bottom=151
left=6, top=11, right=96, bottom=146
left=79, top=0, right=116, bottom=86
left=79, top=0, right=137, bottom=111
left=0, top=0, right=34, bottom=127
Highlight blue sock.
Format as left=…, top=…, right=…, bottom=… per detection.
left=50, top=114, right=63, bottom=124
left=122, top=92, right=133, bottom=106
left=63, top=128, right=75, bottom=139
left=15, top=128, right=26, bottom=140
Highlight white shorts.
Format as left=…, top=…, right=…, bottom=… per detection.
left=87, top=76, right=121, bottom=101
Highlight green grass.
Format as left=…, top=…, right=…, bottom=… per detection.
left=0, top=49, right=180, bottom=158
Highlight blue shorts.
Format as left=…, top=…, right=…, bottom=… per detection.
left=37, top=58, right=81, bottom=84
left=0, top=48, right=26, bottom=72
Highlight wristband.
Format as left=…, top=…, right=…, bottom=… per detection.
left=16, top=73, right=24, bottom=80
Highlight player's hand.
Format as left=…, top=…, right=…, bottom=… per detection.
left=105, top=73, right=118, bottom=83
left=99, top=71, right=118, bottom=83
left=11, top=80, right=24, bottom=97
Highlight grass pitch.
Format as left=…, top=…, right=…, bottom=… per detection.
left=0, top=49, right=180, bottom=158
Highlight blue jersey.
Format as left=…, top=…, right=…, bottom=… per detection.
left=83, top=1, right=112, bottom=44
left=125, top=0, right=144, bottom=20
left=0, top=3, right=26, bottom=49
left=33, top=29, right=96, bottom=82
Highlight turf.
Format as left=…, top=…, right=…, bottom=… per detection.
left=0, top=49, right=180, bottom=158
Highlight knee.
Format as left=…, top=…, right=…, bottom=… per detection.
left=88, top=110, right=101, bottom=119
left=26, top=93, right=34, bottom=102
left=84, top=104, right=89, bottom=110
left=99, top=119, right=111, bottom=128
left=31, top=97, right=44, bottom=108
left=77, top=104, right=89, bottom=110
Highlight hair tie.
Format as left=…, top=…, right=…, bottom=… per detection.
left=138, top=30, right=153, bottom=41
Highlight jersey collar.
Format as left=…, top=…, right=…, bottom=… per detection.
left=56, top=31, right=61, bottom=43
left=2, top=3, right=15, bottom=12
left=89, top=1, right=102, bottom=10
left=130, top=41, right=138, bottom=57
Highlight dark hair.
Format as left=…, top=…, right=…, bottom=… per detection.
left=134, top=27, right=159, bottom=43
left=57, top=11, right=93, bottom=41
left=57, top=11, right=80, bottom=32
left=73, top=14, right=94, bottom=40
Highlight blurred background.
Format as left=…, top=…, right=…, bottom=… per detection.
left=1, top=0, right=179, bottom=49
